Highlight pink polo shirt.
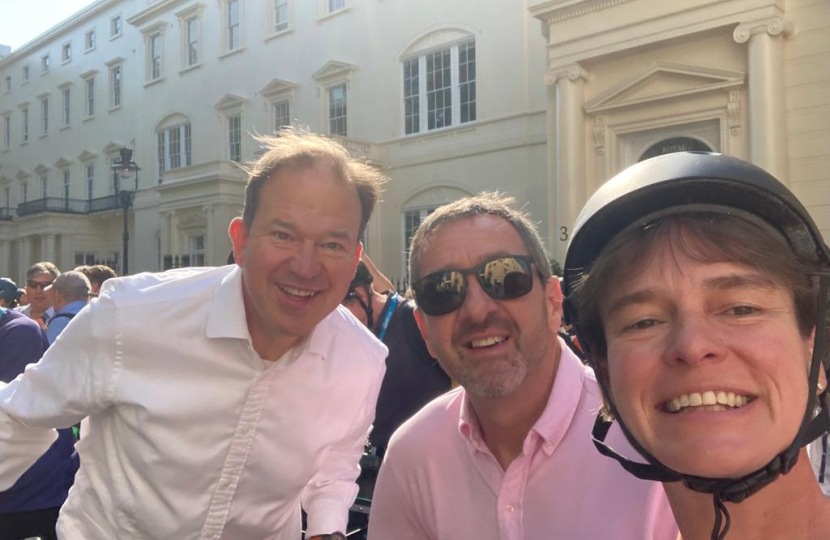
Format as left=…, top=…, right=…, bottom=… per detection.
left=368, top=339, right=678, bottom=540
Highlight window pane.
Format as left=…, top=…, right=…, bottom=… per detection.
left=275, top=0, right=289, bottom=31
left=228, top=1, right=239, bottom=50
left=63, top=88, right=70, bottom=125
left=329, top=85, right=347, bottom=136
left=274, top=99, right=290, bottom=130
left=157, top=131, right=166, bottom=177
left=403, top=58, right=420, bottom=134
left=229, top=114, right=241, bottom=162
left=459, top=40, right=476, bottom=124
left=151, top=35, right=161, bottom=79
left=329, top=0, right=345, bottom=12
left=169, top=127, right=181, bottom=169
left=187, top=18, right=199, bottom=65
left=112, top=66, right=122, bottom=107
left=426, top=48, right=452, bottom=130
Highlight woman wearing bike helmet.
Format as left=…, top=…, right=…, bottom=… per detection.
left=563, top=152, right=830, bottom=540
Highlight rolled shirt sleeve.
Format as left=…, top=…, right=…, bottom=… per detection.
left=303, top=351, right=386, bottom=537
left=0, top=296, right=117, bottom=490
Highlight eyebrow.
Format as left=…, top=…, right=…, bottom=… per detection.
left=702, top=273, right=778, bottom=290
left=605, top=272, right=779, bottom=318
left=269, top=218, right=353, bottom=241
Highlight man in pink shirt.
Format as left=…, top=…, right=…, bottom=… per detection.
left=367, top=193, right=677, bottom=540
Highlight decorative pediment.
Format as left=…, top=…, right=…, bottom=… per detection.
left=33, top=164, right=50, bottom=174
left=102, top=141, right=126, bottom=155
left=54, top=157, right=73, bottom=169
left=312, top=61, right=356, bottom=83
left=15, top=171, right=30, bottom=180
left=176, top=212, right=207, bottom=230
left=77, top=149, right=97, bottom=162
left=260, top=78, right=297, bottom=100
left=585, top=62, right=745, bottom=114
left=214, top=93, right=246, bottom=111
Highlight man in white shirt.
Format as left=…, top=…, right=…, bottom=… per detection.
left=0, top=128, right=389, bottom=540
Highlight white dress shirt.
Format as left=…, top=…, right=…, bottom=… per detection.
left=0, top=265, right=387, bottom=540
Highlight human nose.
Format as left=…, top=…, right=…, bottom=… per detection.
left=458, top=274, right=499, bottom=323
left=289, top=241, right=320, bottom=279
left=666, top=315, right=725, bottom=367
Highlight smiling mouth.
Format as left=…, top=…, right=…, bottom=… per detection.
left=466, top=336, right=507, bottom=349
left=662, top=391, right=755, bottom=413
left=278, top=284, right=319, bottom=299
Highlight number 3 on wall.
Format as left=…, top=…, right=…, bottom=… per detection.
left=559, top=226, right=569, bottom=242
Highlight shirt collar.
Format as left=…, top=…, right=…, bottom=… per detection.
left=457, top=337, right=587, bottom=456
left=205, top=265, right=333, bottom=361
left=59, top=300, right=88, bottom=315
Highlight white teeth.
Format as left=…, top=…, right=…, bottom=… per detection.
left=280, top=285, right=316, bottom=298
left=469, top=336, right=506, bottom=348
left=665, top=390, right=752, bottom=413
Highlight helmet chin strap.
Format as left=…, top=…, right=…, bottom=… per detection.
left=589, top=274, right=830, bottom=540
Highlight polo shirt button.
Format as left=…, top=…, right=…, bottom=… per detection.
left=505, top=504, right=515, bottom=513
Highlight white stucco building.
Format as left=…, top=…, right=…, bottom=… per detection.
left=0, top=0, right=827, bottom=285
left=532, top=0, right=830, bottom=262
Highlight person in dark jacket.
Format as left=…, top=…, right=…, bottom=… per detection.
left=0, top=304, right=78, bottom=540
left=343, top=261, right=451, bottom=456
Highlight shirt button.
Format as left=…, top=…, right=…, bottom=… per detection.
left=505, top=504, right=515, bottom=513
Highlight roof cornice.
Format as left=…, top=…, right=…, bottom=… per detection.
left=0, top=0, right=123, bottom=66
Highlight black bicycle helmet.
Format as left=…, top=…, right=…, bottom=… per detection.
left=563, top=152, right=830, bottom=540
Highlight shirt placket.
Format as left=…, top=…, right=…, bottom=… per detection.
left=496, top=435, right=538, bottom=540
left=199, top=367, right=276, bottom=540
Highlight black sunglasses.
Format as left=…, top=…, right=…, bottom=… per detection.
left=27, top=280, right=53, bottom=290
left=412, top=255, right=535, bottom=316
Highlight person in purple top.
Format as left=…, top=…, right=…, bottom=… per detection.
left=0, top=293, right=78, bottom=540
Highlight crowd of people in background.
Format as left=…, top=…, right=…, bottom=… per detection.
left=0, top=263, right=116, bottom=540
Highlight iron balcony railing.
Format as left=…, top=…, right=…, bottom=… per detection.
left=0, top=207, right=15, bottom=221
left=13, top=195, right=126, bottom=219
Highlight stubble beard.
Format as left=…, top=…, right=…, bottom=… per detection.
left=449, top=302, right=550, bottom=400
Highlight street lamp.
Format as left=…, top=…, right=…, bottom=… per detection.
left=110, top=147, right=140, bottom=275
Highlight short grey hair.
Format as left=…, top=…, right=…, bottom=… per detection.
left=49, top=271, right=91, bottom=302
left=408, top=192, right=553, bottom=284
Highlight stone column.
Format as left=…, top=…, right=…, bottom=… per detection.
left=733, top=17, right=791, bottom=184
left=43, top=234, right=57, bottom=264
left=203, top=204, right=215, bottom=265
left=0, top=241, right=10, bottom=278
left=18, top=237, right=31, bottom=280
left=545, top=63, right=588, bottom=264
left=60, top=234, right=73, bottom=270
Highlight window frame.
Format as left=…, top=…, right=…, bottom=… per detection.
left=141, top=22, right=166, bottom=84
left=86, top=163, right=95, bottom=201
left=39, top=95, right=49, bottom=135
left=219, top=0, right=245, bottom=56
left=20, top=106, right=29, bottom=143
left=60, top=85, right=71, bottom=127
left=268, top=0, right=292, bottom=38
left=401, top=37, right=477, bottom=136
left=156, top=122, right=193, bottom=180
left=2, top=114, right=10, bottom=150
left=228, top=113, right=242, bottom=162
left=61, top=41, right=72, bottom=64
left=85, top=29, right=97, bottom=52
left=81, top=72, right=96, bottom=119
left=3, top=75, right=10, bottom=93
left=41, top=54, right=51, bottom=74
left=110, top=15, right=123, bottom=39
left=22, top=65, right=29, bottom=83
left=327, top=84, right=348, bottom=137
left=105, top=58, right=124, bottom=111
left=176, top=4, right=204, bottom=72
